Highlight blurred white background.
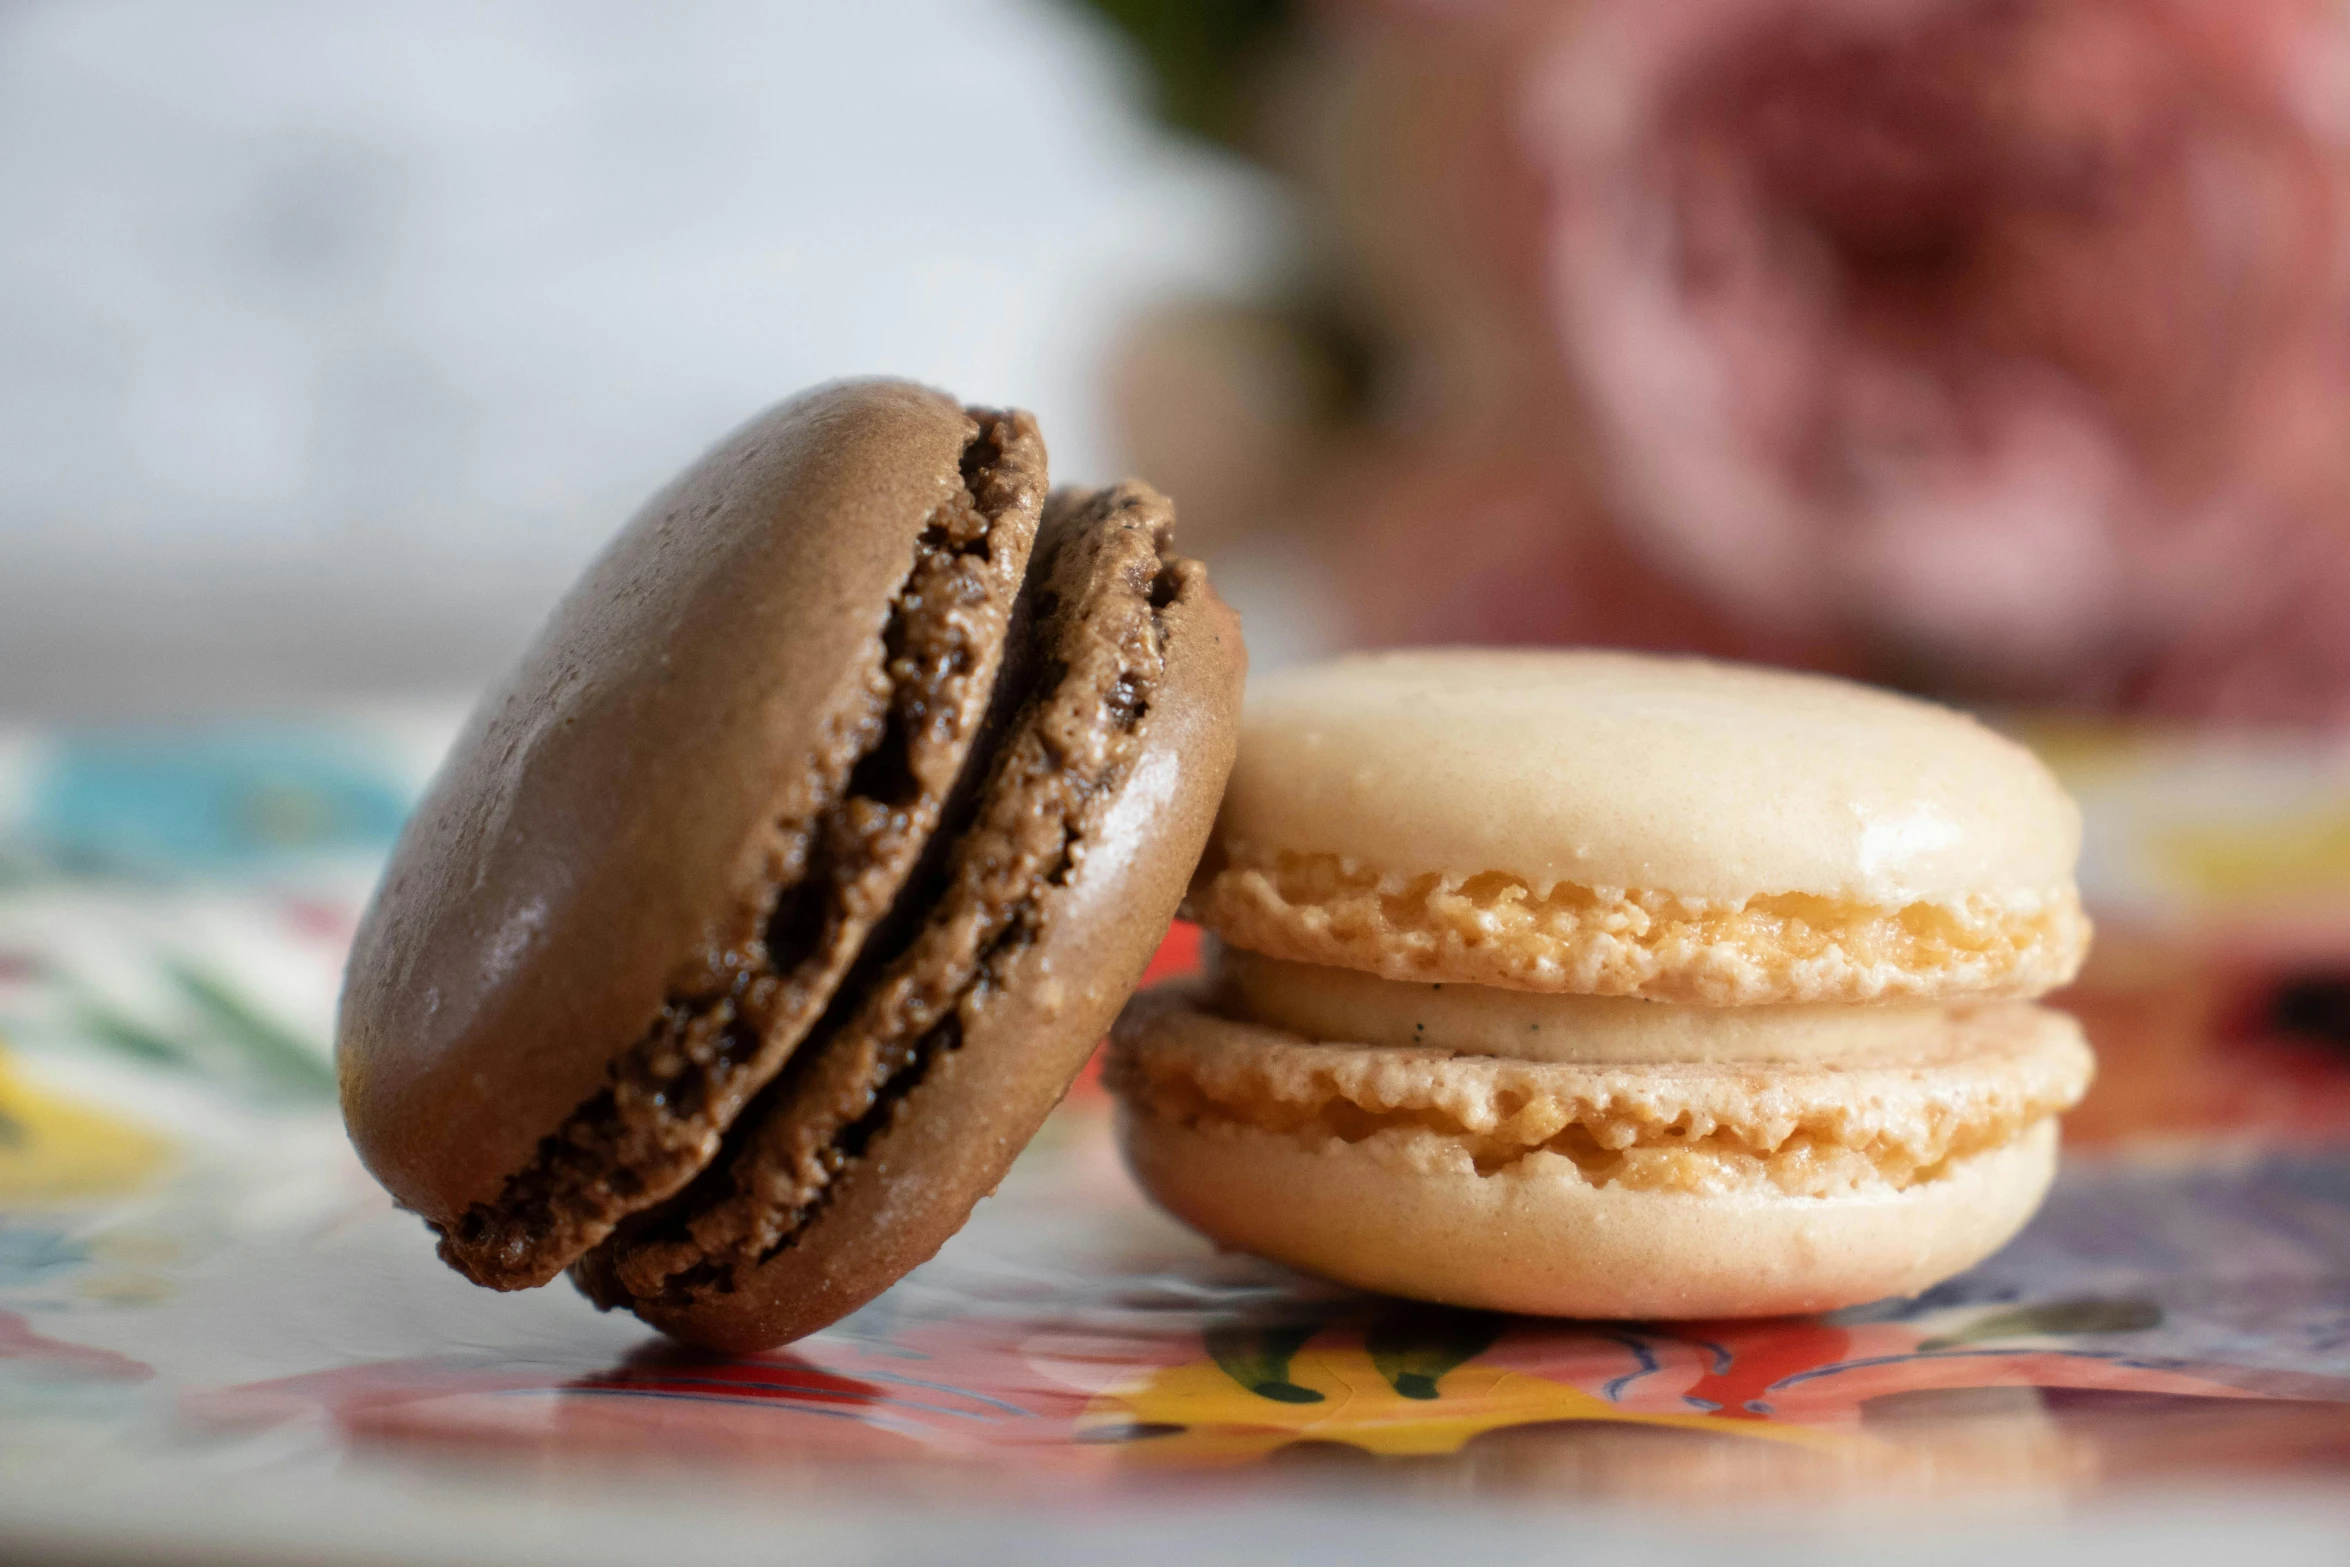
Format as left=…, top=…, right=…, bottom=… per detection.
left=0, top=0, right=1279, bottom=716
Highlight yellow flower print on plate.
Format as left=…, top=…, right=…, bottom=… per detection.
left=0, top=1046, right=172, bottom=1202
left=1080, top=1319, right=1838, bottom=1464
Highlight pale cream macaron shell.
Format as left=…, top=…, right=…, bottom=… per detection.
left=1189, top=650, right=2090, bottom=1004
left=1118, top=1108, right=2059, bottom=1320
left=1109, top=986, right=2093, bottom=1318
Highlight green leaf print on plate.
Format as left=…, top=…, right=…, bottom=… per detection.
left=1918, top=1298, right=2164, bottom=1350
left=1205, top=1323, right=1325, bottom=1404
left=1367, top=1306, right=1504, bottom=1399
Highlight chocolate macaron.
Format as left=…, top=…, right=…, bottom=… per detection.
left=339, top=380, right=1244, bottom=1349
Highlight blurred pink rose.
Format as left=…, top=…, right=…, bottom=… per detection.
left=1323, top=0, right=2350, bottom=722
left=1323, top=431, right=1852, bottom=668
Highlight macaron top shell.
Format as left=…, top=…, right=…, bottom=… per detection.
left=338, top=380, right=1045, bottom=1282
left=1216, top=650, right=2079, bottom=907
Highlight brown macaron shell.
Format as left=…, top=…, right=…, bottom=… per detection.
left=575, top=483, right=1245, bottom=1351
left=338, top=380, right=1046, bottom=1290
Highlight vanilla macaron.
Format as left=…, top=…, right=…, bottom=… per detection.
left=1108, top=650, right=2095, bottom=1319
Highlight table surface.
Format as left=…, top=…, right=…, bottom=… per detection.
left=3, top=714, right=2350, bottom=1565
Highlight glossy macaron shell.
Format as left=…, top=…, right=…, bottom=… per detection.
left=338, top=380, right=1046, bottom=1288
left=1189, top=649, right=2091, bottom=1004
left=1214, top=649, right=2080, bottom=904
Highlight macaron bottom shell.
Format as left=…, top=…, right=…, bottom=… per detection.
left=572, top=484, right=1246, bottom=1350
left=1107, top=970, right=2090, bottom=1320
left=1115, top=1101, right=2059, bottom=1320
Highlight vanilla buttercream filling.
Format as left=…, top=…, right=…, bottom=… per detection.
left=1210, top=943, right=1983, bottom=1064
